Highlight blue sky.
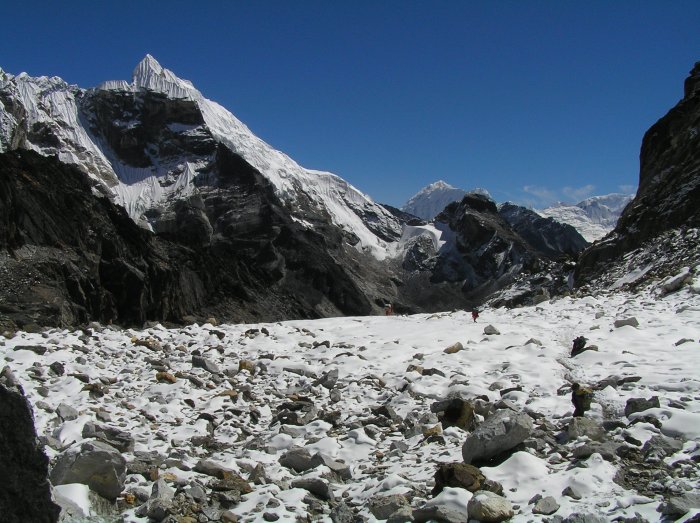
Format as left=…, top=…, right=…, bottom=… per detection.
left=2, top=1, right=698, bottom=207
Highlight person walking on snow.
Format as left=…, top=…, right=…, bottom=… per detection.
left=571, top=383, right=593, bottom=417
left=471, top=309, right=479, bottom=322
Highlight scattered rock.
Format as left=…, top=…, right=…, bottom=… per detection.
left=56, top=402, right=79, bottom=422
left=624, top=397, right=660, bottom=418
left=193, top=459, right=235, bottom=479
left=532, top=496, right=560, bottom=515
left=330, top=501, right=354, bottom=523
left=443, top=342, right=464, bottom=354
left=614, top=317, right=639, bottom=328
left=462, top=410, right=533, bottom=464
left=370, top=494, right=410, bottom=520
left=484, top=325, right=501, bottom=335
left=313, top=368, right=339, bottom=389
left=155, top=371, right=177, bottom=383
left=82, top=422, right=135, bottom=452
left=658, top=493, right=700, bottom=518
left=658, top=267, right=692, bottom=295
left=192, top=355, right=220, bottom=374
left=562, top=485, right=583, bottom=500
left=467, top=490, right=514, bottom=522
left=432, top=462, right=486, bottom=495
left=279, top=447, right=322, bottom=473
left=568, top=417, right=606, bottom=442
left=291, top=477, right=334, bottom=501
left=50, top=440, right=127, bottom=500
left=431, top=398, right=476, bottom=431
left=562, top=514, right=607, bottom=523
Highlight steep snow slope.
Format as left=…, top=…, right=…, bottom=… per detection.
left=0, top=56, right=400, bottom=258
left=539, top=193, right=634, bottom=242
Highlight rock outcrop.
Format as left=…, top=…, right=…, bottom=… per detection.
left=577, top=62, right=700, bottom=283
left=0, top=367, right=60, bottom=523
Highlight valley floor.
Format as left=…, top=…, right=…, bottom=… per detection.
left=2, top=277, right=700, bottom=522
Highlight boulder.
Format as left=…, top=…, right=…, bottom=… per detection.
left=313, top=368, right=339, bottom=389
left=443, top=342, right=464, bottom=354
left=82, top=422, right=135, bottom=452
left=532, top=496, right=560, bottom=515
left=192, top=355, right=220, bottom=374
left=462, top=411, right=533, bottom=464
left=624, top=396, right=660, bottom=418
left=658, top=267, right=692, bottom=295
left=658, top=493, right=700, bottom=518
left=291, top=477, right=334, bottom=501
left=563, top=514, right=607, bottom=523
left=274, top=399, right=318, bottom=426
left=467, top=490, right=514, bottom=522
left=413, top=504, right=468, bottom=523
left=431, top=398, right=476, bottom=431
left=614, top=317, right=639, bottom=328
left=432, top=463, right=485, bottom=496
left=568, top=418, right=606, bottom=442
left=484, top=325, right=501, bottom=335
left=0, top=368, right=61, bottom=523
left=56, top=403, right=78, bottom=422
left=193, top=459, right=235, bottom=479
left=279, top=447, right=323, bottom=473
left=369, top=494, right=410, bottom=520
left=50, top=440, right=126, bottom=501
left=144, top=479, right=175, bottom=521
left=330, top=502, right=354, bottom=523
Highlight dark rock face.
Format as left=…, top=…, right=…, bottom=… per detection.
left=431, top=193, right=554, bottom=301
left=0, top=367, right=61, bottom=523
left=499, top=202, right=589, bottom=258
left=578, top=62, right=700, bottom=281
left=0, top=150, right=377, bottom=328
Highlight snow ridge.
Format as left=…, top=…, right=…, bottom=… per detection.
left=1, top=56, right=400, bottom=257
left=538, top=193, right=634, bottom=242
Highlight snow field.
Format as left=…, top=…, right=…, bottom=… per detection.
left=1, top=284, right=699, bottom=521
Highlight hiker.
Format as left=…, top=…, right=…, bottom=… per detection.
left=571, top=383, right=593, bottom=417
left=471, top=309, right=479, bottom=322
left=571, top=336, right=587, bottom=357
left=384, top=303, right=393, bottom=316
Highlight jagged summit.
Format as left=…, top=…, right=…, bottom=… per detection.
left=131, top=54, right=197, bottom=97
left=1, top=56, right=402, bottom=257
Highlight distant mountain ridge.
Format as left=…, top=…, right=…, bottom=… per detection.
left=538, top=193, right=634, bottom=242
left=0, top=56, right=694, bottom=328
left=402, top=181, right=633, bottom=242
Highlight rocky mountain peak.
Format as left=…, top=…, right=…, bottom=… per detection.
left=684, top=61, right=700, bottom=98
left=131, top=54, right=196, bottom=98
left=458, top=192, right=498, bottom=214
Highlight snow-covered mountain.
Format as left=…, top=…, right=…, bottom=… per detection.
left=401, top=180, right=632, bottom=243
left=538, top=193, right=634, bottom=242
left=0, top=55, right=400, bottom=258
left=402, top=181, right=490, bottom=220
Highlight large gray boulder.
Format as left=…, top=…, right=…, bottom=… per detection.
left=82, top=422, right=135, bottom=452
left=50, top=440, right=126, bottom=500
left=462, top=411, right=533, bottom=464
left=467, top=490, right=514, bottom=522
left=0, top=367, right=61, bottom=523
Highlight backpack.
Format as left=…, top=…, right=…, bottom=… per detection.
left=576, top=387, right=593, bottom=409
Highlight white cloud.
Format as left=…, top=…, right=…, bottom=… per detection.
left=618, top=184, right=637, bottom=194
left=521, top=184, right=597, bottom=208
left=562, top=184, right=596, bottom=202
